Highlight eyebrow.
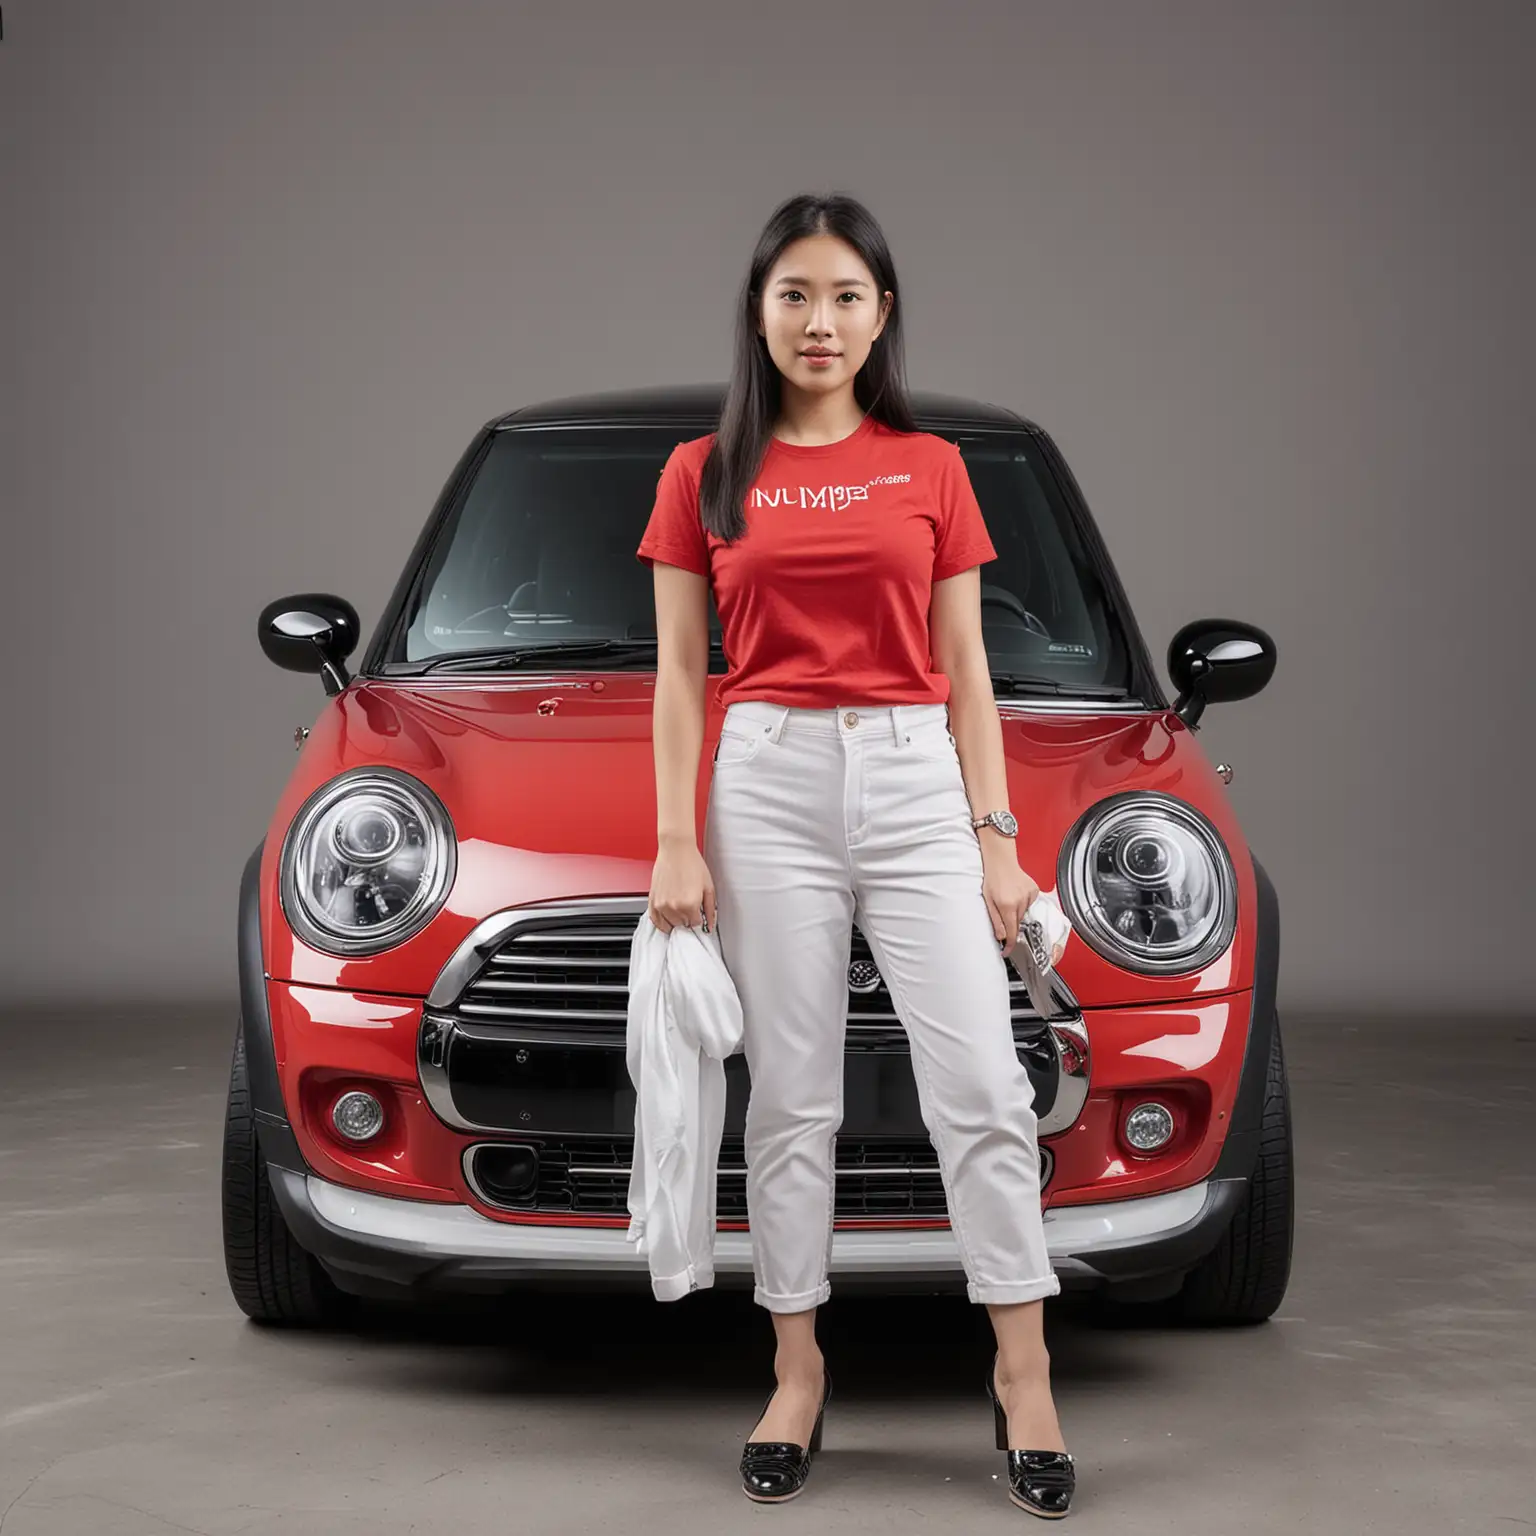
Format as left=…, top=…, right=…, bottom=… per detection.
left=773, top=275, right=871, bottom=287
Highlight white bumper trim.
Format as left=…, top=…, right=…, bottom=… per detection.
left=303, top=1174, right=1214, bottom=1277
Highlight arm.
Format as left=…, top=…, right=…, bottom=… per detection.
left=930, top=568, right=1055, bottom=961
left=648, top=561, right=717, bottom=932
left=931, top=568, right=1011, bottom=851
left=651, top=562, right=711, bottom=845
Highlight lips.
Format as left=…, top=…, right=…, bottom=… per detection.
left=801, top=349, right=839, bottom=358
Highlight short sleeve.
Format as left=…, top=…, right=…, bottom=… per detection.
left=931, top=441, right=998, bottom=581
left=636, top=443, right=710, bottom=577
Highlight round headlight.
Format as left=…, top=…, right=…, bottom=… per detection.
left=279, top=767, right=456, bottom=956
left=1059, top=792, right=1235, bottom=974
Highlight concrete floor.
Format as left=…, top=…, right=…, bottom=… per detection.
left=0, top=1005, right=1528, bottom=1534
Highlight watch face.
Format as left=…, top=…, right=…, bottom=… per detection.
left=995, top=810, right=1019, bottom=836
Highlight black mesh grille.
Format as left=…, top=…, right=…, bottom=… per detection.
left=468, top=1134, right=1052, bottom=1219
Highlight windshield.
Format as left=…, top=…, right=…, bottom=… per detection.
left=385, top=424, right=1135, bottom=694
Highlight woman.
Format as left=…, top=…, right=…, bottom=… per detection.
left=635, top=191, right=1075, bottom=1519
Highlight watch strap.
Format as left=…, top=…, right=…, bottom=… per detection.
left=971, top=810, right=1016, bottom=832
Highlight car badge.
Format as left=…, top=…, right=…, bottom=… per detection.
left=847, top=958, right=882, bottom=994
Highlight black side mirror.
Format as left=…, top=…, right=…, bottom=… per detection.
left=258, top=593, right=361, bottom=697
left=1167, top=618, right=1276, bottom=730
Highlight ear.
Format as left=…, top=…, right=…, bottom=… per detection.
left=873, top=290, right=894, bottom=341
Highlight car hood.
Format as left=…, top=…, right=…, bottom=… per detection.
left=264, top=675, right=1254, bottom=1006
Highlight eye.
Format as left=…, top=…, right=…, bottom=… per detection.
left=780, top=289, right=804, bottom=303
left=838, top=291, right=860, bottom=303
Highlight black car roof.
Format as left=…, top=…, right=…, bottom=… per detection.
left=488, top=384, right=1033, bottom=433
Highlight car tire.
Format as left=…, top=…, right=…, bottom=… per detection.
left=221, top=1022, right=348, bottom=1326
left=1173, top=1011, right=1295, bottom=1324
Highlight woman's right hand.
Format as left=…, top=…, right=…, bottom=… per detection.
left=648, top=835, right=717, bottom=934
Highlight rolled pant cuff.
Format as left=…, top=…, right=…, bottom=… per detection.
left=967, top=1273, right=1062, bottom=1305
left=753, top=1280, right=832, bottom=1313
left=651, top=1262, right=715, bottom=1302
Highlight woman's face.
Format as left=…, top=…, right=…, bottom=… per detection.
left=757, top=234, right=892, bottom=397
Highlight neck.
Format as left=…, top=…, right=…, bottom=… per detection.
left=773, top=384, right=865, bottom=446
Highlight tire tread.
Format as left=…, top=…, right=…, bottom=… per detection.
left=221, top=1024, right=343, bottom=1326
left=1175, top=1012, right=1295, bottom=1324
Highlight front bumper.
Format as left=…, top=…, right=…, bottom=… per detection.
left=270, top=1165, right=1247, bottom=1299
left=239, top=840, right=1279, bottom=1304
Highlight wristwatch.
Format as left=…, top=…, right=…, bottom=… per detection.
left=971, top=809, right=1018, bottom=837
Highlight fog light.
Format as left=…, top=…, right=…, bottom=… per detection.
left=331, top=1090, right=385, bottom=1142
left=1123, top=1101, right=1175, bottom=1152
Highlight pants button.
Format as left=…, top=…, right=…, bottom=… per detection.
left=843, top=711, right=859, bottom=728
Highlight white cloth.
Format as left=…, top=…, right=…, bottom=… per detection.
left=624, top=912, right=744, bottom=1301
left=1008, top=892, right=1074, bottom=1017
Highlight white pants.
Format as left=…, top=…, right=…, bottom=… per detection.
left=702, top=698, right=1062, bottom=1313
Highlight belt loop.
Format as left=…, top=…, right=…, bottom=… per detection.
left=766, top=704, right=791, bottom=743
left=890, top=704, right=907, bottom=746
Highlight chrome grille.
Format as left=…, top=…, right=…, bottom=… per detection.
left=453, top=911, right=1067, bottom=1036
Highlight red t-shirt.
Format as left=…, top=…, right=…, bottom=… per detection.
left=635, top=414, right=997, bottom=709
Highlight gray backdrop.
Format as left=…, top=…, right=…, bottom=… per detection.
left=2, top=0, right=1528, bottom=1011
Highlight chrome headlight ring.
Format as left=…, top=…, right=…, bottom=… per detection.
left=1058, top=791, right=1237, bottom=975
left=278, top=767, right=457, bottom=957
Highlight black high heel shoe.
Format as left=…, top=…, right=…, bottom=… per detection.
left=986, top=1351, right=1075, bottom=1518
left=739, top=1365, right=832, bottom=1503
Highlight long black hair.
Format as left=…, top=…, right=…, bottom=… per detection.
left=699, top=192, right=918, bottom=541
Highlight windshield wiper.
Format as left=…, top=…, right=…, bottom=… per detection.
left=990, top=672, right=1131, bottom=699
left=403, top=637, right=724, bottom=676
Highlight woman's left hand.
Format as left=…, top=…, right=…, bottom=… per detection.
left=983, top=854, right=1069, bottom=958
left=982, top=856, right=1063, bottom=962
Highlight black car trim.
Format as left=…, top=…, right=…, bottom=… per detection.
left=488, top=382, right=1025, bottom=433
left=1208, top=852, right=1280, bottom=1184
left=238, top=839, right=308, bottom=1174
left=1027, top=425, right=1169, bottom=711
left=266, top=1168, right=441, bottom=1290
left=359, top=427, right=498, bottom=675
left=1057, top=1176, right=1248, bottom=1283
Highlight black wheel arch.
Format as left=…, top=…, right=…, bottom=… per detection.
left=238, top=839, right=309, bottom=1175
left=1209, top=851, right=1281, bottom=1183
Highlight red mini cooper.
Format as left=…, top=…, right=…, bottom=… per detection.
left=223, top=385, right=1290, bottom=1326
